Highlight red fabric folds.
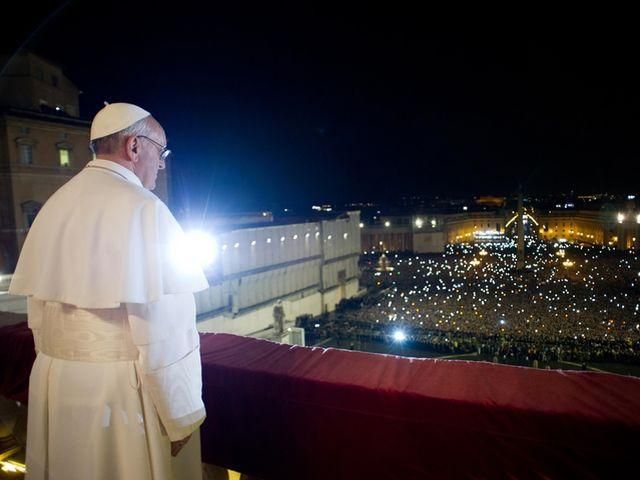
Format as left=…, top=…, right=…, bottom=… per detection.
left=199, top=333, right=640, bottom=479
left=2, top=321, right=640, bottom=478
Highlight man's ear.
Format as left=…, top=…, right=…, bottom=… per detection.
left=125, top=136, right=139, bottom=162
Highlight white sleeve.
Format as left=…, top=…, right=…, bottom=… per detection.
left=126, top=293, right=206, bottom=441
left=27, top=296, right=45, bottom=353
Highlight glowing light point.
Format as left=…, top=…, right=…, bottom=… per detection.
left=392, top=330, right=407, bottom=342
left=173, top=230, right=217, bottom=268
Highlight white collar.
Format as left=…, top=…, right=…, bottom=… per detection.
left=86, top=159, right=143, bottom=188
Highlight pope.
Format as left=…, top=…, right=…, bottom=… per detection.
left=9, top=103, right=209, bottom=480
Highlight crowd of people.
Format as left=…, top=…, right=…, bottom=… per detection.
left=302, top=239, right=640, bottom=367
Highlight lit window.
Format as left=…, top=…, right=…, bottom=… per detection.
left=59, top=148, right=70, bottom=167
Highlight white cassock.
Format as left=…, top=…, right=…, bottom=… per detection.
left=9, top=159, right=210, bottom=480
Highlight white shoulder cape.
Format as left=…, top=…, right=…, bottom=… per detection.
left=9, top=160, right=209, bottom=308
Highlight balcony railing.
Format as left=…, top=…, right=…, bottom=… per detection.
left=1, top=317, right=639, bottom=479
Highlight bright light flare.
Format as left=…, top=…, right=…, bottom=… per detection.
left=172, top=230, right=217, bottom=269
left=1, top=460, right=26, bottom=473
left=392, top=330, right=407, bottom=342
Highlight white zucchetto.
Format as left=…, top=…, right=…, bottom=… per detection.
left=90, top=102, right=151, bottom=140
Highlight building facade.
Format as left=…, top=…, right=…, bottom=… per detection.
left=537, top=210, right=639, bottom=249
left=196, top=211, right=362, bottom=336
left=360, top=208, right=639, bottom=254
left=0, top=51, right=169, bottom=272
left=361, top=212, right=504, bottom=254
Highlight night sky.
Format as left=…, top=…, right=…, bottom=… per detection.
left=3, top=3, right=640, bottom=214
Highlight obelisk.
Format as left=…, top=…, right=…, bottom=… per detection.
left=516, top=188, right=525, bottom=270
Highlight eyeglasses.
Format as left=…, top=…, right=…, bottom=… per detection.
left=136, top=135, right=170, bottom=169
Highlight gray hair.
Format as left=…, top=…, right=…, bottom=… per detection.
left=90, top=117, right=155, bottom=155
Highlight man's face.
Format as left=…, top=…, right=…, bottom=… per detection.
left=136, top=122, right=167, bottom=190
